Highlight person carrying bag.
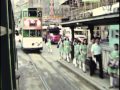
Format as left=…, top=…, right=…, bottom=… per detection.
left=107, top=44, right=119, bottom=89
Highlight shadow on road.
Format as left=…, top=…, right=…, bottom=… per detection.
left=23, top=49, right=42, bottom=54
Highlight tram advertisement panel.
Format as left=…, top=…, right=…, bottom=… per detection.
left=23, top=17, right=42, bottom=29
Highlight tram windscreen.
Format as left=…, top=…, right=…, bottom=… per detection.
left=23, top=30, right=42, bottom=37
left=23, top=30, right=29, bottom=37
left=74, top=31, right=84, bottom=35
left=30, top=30, right=42, bottom=37
left=49, top=27, right=60, bottom=35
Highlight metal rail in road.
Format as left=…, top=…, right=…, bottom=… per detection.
left=39, top=54, right=80, bottom=90
left=28, top=54, right=51, bottom=90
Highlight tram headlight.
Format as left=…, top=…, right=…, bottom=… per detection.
left=36, top=42, right=41, bottom=46
left=32, top=43, right=34, bottom=46
left=37, top=43, right=40, bottom=46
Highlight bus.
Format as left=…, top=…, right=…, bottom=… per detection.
left=19, top=7, right=43, bottom=50
left=47, top=25, right=61, bottom=43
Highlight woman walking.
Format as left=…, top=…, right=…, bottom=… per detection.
left=108, top=44, right=119, bottom=88
left=64, top=38, right=71, bottom=62
left=47, top=39, right=52, bottom=53
left=78, top=39, right=87, bottom=72
left=58, top=39, right=64, bottom=60
left=73, top=40, right=80, bottom=67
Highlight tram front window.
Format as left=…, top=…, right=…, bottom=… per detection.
left=30, top=30, right=36, bottom=37
left=74, top=31, right=83, bottom=35
left=29, top=30, right=42, bottom=37
left=23, top=30, right=29, bottom=37
left=36, top=30, right=42, bottom=37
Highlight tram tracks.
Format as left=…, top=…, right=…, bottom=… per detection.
left=21, top=46, right=96, bottom=90
left=20, top=48, right=97, bottom=90
left=39, top=52, right=97, bottom=90
left=26, top=52, right=80, bottom=90
left=27, top=54, right=51, bottom=90
left=39, top=53, right=80, bottom=90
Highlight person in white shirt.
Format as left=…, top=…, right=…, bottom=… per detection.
left=87, top=38, right=96, bottom=76
left=91, top=37, right=104, bottom=79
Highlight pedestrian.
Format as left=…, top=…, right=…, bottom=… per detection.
left=87, top=38, right=96, bottom=76
left=59, top=39, right=64, bottom=60
left=91, top=37, right=104, bottom=78
left=44, top=34, right=47, bottom=43
left=64, top=38, right=71, bottom=62
left=47, top=39, right=52, bottom=53
left=107, top=44, right=119, bottom=88
left=73, top=40, right=80, bottom=67
left=78, top=39, right=87, bottom=73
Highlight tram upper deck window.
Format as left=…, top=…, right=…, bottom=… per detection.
left=28, top=8, right=37, bottom=17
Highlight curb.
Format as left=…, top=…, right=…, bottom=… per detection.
left=57, top=60, right=108, bottom=90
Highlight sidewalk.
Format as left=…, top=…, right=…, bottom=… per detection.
left=57, top=60, right=119, bottom=90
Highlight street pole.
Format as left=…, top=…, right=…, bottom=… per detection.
left=88, top=25, right=94, bottom=39
left=70, top=25, right=75, bottom=60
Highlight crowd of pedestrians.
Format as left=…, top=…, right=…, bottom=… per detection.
left=58, top=37, right=119, bottom=89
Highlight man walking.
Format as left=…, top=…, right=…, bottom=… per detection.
left=91, top=37, right=104, bottom=78
left=87, top=38, right=96, bottom=76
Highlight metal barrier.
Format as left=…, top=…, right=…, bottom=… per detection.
left=102, top=47, right=111, bottom=72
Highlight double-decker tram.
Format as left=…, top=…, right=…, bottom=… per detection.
left=20, top=7, right=43, bottom=50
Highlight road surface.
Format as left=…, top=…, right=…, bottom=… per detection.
left=16, top=41, right=97, bottom=90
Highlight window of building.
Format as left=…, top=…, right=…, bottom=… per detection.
left=111, top=29, right=119, bottom=38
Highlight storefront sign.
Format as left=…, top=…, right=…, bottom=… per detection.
left=77, top=12, right=93, bottom=20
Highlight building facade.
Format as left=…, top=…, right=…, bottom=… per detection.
left=109, top=25, right=119, bottom=47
